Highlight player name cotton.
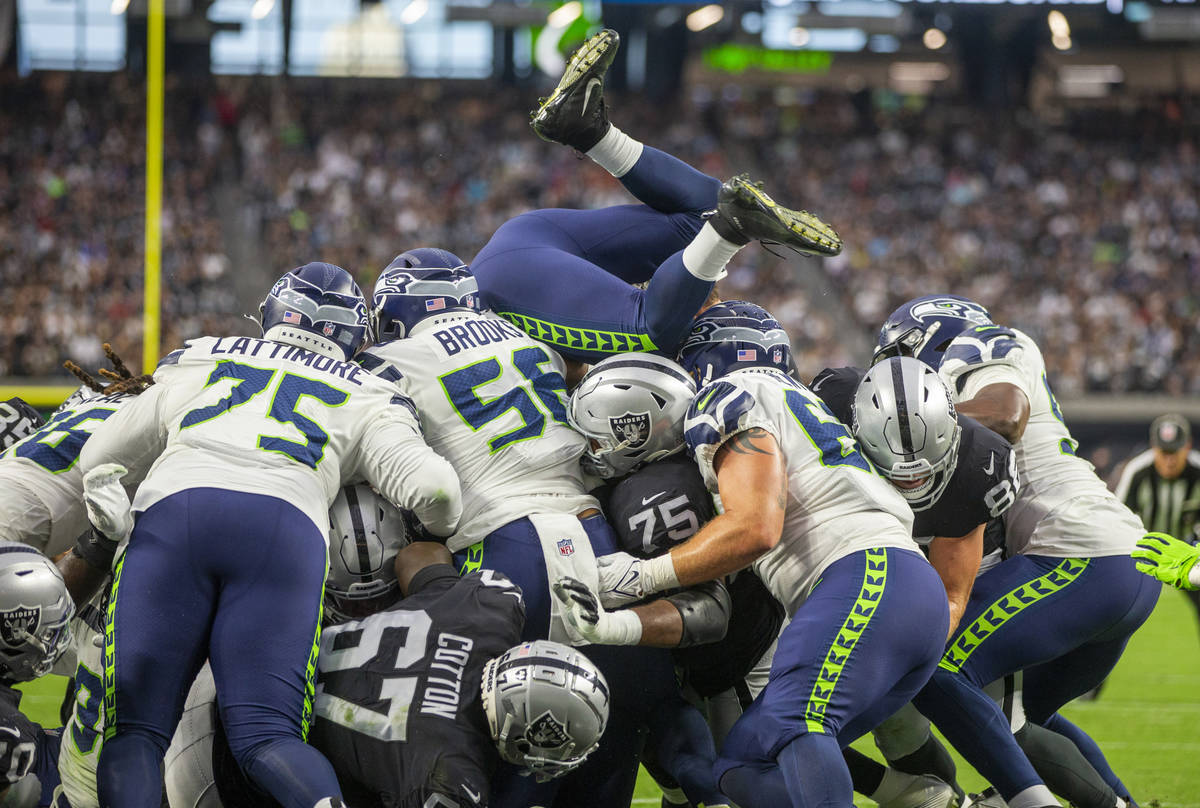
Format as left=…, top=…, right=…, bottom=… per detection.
left=420, top=632, right=476, bottom=719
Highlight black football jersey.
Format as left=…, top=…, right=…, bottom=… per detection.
left=596, top=454, right=716, bottom=559
left=0, top=681, right=60, bottom=802
left=812, top=366, right=1019, bottom=543
left=597, top=457, right=785, bottom=697
left=0, top=398, right=44, bottom=453
left=309, top=565, right=525, bottom=808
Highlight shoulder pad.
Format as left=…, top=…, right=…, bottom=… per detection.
left=808, top=366, right=864, bottom=425
left=356, top=350, right=405, bottom=385
left=156, top=348, right=185, bottom=369
left=388, top=393, right=420, bottom=423
left=684, top=379, right=757, bottom=457
left=941, top=326, right=1021, bottom=371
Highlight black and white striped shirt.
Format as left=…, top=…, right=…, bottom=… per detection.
left=1115, top=449, right=1200, bottom=543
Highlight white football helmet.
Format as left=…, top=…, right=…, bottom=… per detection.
left=325, top=484, right=411, bottom=624
left=480, top=640, right=609, bottom=781
left=853, top=357, right=962, bottom=511
left=0, top=542, right=75, bottom=682
left=567, top=353, right=696, bottom=479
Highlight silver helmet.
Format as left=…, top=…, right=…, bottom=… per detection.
left=567, top=353, right=697, bottom=479
left=853, top=356, right=962, bottom=512
left=0, top=542, right=75, bottom=682
left=325, top=484, right=410, bottom=624
left=480, top=640, right=610, bottom=781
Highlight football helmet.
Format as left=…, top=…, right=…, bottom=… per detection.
left=325, top=484, right=411, bottom=624
left=677, top=300, right=792, bottom=387
left=567, top=353, right=696, bottom=479
left=874, top=294, right=992, bottom=368
left=0, top=542, right=75, bottom=682
left=853, top=357, right=962, bottom=511
left=372, top=249, right=479, bottom=343
left=481, top=640, right=609, bottom=782
left=260, top=262, right=370, bottom=362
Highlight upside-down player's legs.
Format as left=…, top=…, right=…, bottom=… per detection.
left=716, top=548, right=948, bottom=808
left=472, top=145, right=724, bottom=363
left=915, top=553, right=1157, bottom=807
left=98, top=489, right=341, bottom=808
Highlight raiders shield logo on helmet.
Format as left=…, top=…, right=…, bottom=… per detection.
left=0, top=606, right=40, bottom=648
left=526, top=711, right=572, bottom=749
left=608, top=412, right=651, bottom=449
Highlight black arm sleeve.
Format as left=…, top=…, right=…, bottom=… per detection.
left=665, top=579, right=732, bottom=648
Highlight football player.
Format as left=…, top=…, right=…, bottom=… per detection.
left=163, top=489, right=609, bottom=808
left=76, top=262, right=463, bottom=808
left=875, top=295, right=1160, bottom=808
left=0, top=542, right=76, bottom=807
left=0, top=346, right=149, bottom=555
left=471, top=29, right=841, bottom=366
left=361, top=259, right=704, bottom=808
left=591, top=302, right=949, bottom=808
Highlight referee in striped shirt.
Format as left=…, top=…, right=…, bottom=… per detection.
left=1116, top=413, right=1200, bottom=622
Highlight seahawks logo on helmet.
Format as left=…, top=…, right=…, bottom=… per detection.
left=609, top=412, right=651, bottom=449
left=909, top=298, right=991, bottom=326
left=526, top=711, right=572, bottom=749
left=0, top=606, right=40, bottom=648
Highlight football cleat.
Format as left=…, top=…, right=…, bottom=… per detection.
left=880, top=775, right=959, bottom=808
left=962, top=787, right=1008, bottom=808
left=531, top=28, right=619, bottom=152
left=709, top=174, right=843, bottom=257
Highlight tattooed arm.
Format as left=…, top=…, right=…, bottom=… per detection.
left=664, top=427, right=789, bottom=587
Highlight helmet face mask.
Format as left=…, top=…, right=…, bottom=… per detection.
left=0, top=543, right=76, bottom=683
left=259, top=262, right=371, bottom=362
left=852, top=357, right=962, bottom=512
left=678, top=301, right=792, bottom=387
left=480, top=640, right=609, bottom=782
left=372, top=249, right=478, bottom=344
left=567, top=354, right=697, bottom=480
left=324, top=484, right=411, bottom=625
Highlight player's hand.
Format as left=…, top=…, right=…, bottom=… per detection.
left=1132, top=532, right=1200, bottom=591
left=83, top=463, right=134, bottom=544
left=552, top=577, right=642, bottom=645
left=596, top=551, right=650, bottom=608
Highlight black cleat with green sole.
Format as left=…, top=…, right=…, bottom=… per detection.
left=530, top=29, right=619, bottom=152
left=709, top=174, right=843, bottom=258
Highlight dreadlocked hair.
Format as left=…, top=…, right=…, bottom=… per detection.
left=63, top=343, right=155, bottom=396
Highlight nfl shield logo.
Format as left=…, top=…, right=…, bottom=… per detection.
left=0, top=606, right=40, bottom=648
left=322, top=322, right=336, bottom=336
left=608, top=411, right=652, bottom=449
left=557, top=538, right=575, bottom=557
left=772, top=348, right=783, bottom=363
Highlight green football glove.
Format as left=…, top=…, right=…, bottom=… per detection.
left=1132, top=532, right=1200, bottom=591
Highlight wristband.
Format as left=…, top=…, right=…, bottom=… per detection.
left=73, top=527, right=119, bottom=572
left=641, top=552, right=681, bottom=596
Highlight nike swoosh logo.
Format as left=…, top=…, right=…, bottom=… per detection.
left=983, top=452, right=995, bottom=476
left=582, top=78, right=602, bottom=116
left=641, top=492, right=666, bottom=506
left=616, top=567, right=640, bottom=597
left=463, top=785, right=482, bottom=803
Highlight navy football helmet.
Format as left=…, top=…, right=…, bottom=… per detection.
left=259, top=262, right=370, bottom=361
left=677, top=301, right=793, bottom=386
left=372, top=248, right=479, bottom=343
left=874, top=294, right=992, bottom=369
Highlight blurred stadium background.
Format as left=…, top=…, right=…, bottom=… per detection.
left=1, top=1, right=1198, bottom=801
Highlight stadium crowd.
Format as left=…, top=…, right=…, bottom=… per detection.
left=2, top=73, right=1197, bottom=394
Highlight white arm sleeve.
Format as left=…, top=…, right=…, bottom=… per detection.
left=78, top=386, right=168, bottom=486
left=955, top=363, right=1033, bottom=404
left=358, top=413, right=463, bottom=538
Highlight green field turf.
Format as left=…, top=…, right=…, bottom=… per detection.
left=16, top=584, right=1198, bottom=807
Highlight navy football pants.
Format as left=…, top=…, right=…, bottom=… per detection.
left=98, top=488, right=341, bottom=808
left=472, top=146, right=721, bottom=362
left=914, top=553, right=1159, bottom=801
left=457, top=514, right=723, bottom=808
left=716, top=548, right=949, bottom=808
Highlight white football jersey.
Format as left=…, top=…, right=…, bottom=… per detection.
left=79, top=336, right=461, bottom=538
left=939, top=326, right=1141, bottom=557
left=0, top=387, right=132, bottom=555
left=54, top=592, right=107, bottom=808
left=684, top=368, right=919, bottom=615
left=360, top=312, right=597, bottom=552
